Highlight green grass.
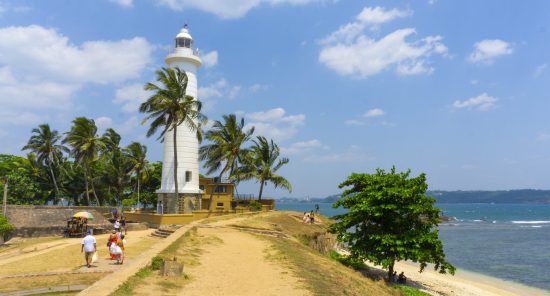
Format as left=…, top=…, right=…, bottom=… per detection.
left=393, top=285, right=431, bottom=296
left=111, top=266, right=153, bottom=296
left=328, top=249, right=370, bottom=271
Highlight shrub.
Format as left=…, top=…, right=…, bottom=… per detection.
left=151, top=256, right=163, bottom=270
left=0, top=214, right=15, bottom=239
left=328, top=249, right=369, bottom=271
left=122, top=198, right=136, bottom=208
left=249, top=200, right=262, bottom=211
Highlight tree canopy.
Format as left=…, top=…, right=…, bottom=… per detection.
left=329, top=167, right=455, bottom=280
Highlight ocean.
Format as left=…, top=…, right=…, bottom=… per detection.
left=276, top=202, right=550, bottom=291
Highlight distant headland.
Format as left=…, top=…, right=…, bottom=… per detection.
left=278, top=189, right=550, bottom=204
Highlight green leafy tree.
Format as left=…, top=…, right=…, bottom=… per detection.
left=99, top=128, right=130, bottom=205
left=125, top=142, right=151, bottom=208
left=63, top=117, right=105, bottom=205
left=139, top=161, right=162, bottom=208
left=233, top=136, right=291, bottom=200
left=329, top=167, right=455, bottom=281
left=140, top=67, right=207, bottom=204
left=199, top=114, right=254, bottom=210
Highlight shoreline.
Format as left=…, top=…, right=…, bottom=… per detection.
left=392, top=261, right=550, bottom=296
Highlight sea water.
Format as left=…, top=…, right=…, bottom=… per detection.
left=277, top=202, right=550, bottom=291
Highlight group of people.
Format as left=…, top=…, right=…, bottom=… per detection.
left=108, top=229, right=126, bottom=264
left=392, top=271, right=407, bottom=284
left=302, top=205, right=320, bottom=224
left=81, top=213, right=128, bottom=267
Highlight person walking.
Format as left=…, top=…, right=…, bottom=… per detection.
left=81, top=230, right=96, bottom=268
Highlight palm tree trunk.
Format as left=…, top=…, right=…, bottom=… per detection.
left=48, top=162, right=60, bottom=204
left=258, top=179, right=265, bottom=201
left=90, top=177, right=100, bottom=206
left=137, top=177, right=140, bottom=209
left=173, top=124, right=179, bottom=213
left=84, top=169, right=91, bottom=205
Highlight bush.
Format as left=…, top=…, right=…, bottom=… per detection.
left=122, top=198, right=136, bottom=208
left=151, top=256, right=163, bottom=270
left=0, top=214, right=15, bottom=240
left=249, top=200, right=262, bottom=211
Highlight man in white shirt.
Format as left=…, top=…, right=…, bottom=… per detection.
left=81, top=230, right=96, bottom=268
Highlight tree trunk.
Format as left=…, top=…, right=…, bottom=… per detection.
left=173, top=124, right=179, bottom=212
left=137, top=177, right=140, bottom=209
left=388, top=261, right=395, bottom=282
left=84, top=169, right=91, bottom=206
left=48, top=160, right=60, bottom=204
left=90, top=175, right=100, bottom=206
left=258, top=179, right=265, bottom=201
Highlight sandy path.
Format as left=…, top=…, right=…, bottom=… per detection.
left=179, top=225, right=311, bottom=296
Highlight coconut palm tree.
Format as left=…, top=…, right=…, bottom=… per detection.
left=233, top=136, right=292, bottom=200
left=100, top=128, right=129, bottom=205
left=140, top=67, right=207, bottom=204
left=22, top=124, right=68, bottom=203
left=199, top=114, right=254, bottom=210
left=63, top=117, right=105, bottom=205
left=125, top=142, right=151, bottom=208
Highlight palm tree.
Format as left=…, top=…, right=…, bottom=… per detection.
left=63, top=117, right=105, bottom=205
left=233, top=136, right=292, bottom=200
left=199, top=114, right=254, bottom=210
left=22, top=124, right=68, bottom=203
left=125, top=142, right=150, bottom=208
left=140, top=67, right=207, bottom=204
left=100, top=128, right=129, bottom=205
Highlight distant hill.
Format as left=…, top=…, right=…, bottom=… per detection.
left=278, top=190, right=550, bottom=204
left=428, top=190, right=550, bottom=204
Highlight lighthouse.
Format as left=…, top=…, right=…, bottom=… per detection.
left=157, top=25, right=203, bottom=214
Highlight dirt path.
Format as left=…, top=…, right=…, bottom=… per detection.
left=178, top=224, right=311, bottom=296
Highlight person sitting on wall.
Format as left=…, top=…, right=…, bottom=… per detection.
left=309, top=210, right=315, bottom=224
left=302, top=212, right=309, bottom=223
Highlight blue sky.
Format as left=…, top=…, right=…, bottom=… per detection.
left=0, top=0, right=549, bottom=198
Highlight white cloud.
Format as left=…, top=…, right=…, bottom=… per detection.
left=468, top=39, right=513, bottom=64
left=533, top=63, right=547, bottom=78
left=320, top=6, right=411, bottom=44
left=282, top=139, right=325, bottom=155
left=364, top=108, right=385, bottom=117
left=198, top=78, right=241, bottom=101
left=109, top=0, right=133, bottom=7
left=0, top=25, right=153, bottom=128
left=114, top=83, right=150, bottom=113
left=95, top=116, right=113, bottom=130
left=0, top=2, right=31, bottom=16
left=245, top=107, right=305, bottom=141
left=156, top=0, right=322, bottom=19
left=536, top=132, right=550, bottom=142
left=453, top=93, right=498, bottom=111
left=319, top=28, right=447, bottom=78
left=344, top=119, right=365, bottom=126
left=357, top=6, right=412, bottom=25
left=249, top=83, right=268, bottom=92
left=201, top=50, right=218, bottom=68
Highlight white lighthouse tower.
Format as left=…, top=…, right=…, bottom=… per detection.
left=157, top=25, right=202, bottom=214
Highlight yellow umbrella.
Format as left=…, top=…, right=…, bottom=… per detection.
left=73, top=211, right=94, bottom=220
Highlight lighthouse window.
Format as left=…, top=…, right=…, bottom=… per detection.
left=185, top=171, right=192, bottom=182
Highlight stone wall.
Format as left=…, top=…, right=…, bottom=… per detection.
left=4, top=205, right=113, bottom=238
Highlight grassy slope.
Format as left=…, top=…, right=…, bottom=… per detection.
left=232, top=211, right=403, bottom=296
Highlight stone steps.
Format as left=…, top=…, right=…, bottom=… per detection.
left=151, top=227, right=177, bottom=238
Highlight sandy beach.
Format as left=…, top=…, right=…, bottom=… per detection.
left=379, top=261, right=550, bottom=296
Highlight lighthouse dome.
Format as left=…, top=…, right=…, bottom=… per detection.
left=175, top=26, right=193, bottom=48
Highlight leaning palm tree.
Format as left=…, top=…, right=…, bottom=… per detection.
left=140, top=67, right=207, bottom=203
left=199, top=114, right=255, bottom=211
left=22, top=124, right=69, bottom=204
left=125, top=142, right=151, bottom=208
left=63, top=117, right=105, bottom=205
left=233, top=136, right=292, bottom=200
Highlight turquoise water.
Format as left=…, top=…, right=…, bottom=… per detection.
left=277, top=202, right=550, bottom=291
